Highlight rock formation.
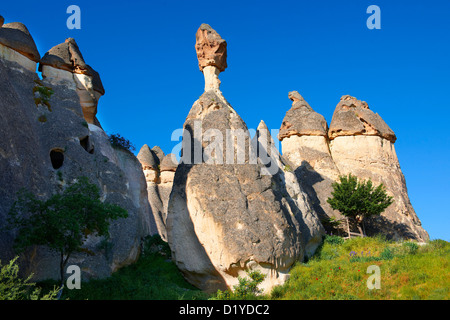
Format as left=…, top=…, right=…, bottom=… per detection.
left=166, top=24, right=323, bottom=293
left=0, top=15, right=156, bottom=282
left=0, top=20, right=40, bottom=72
left=279, top=91, right=340, bottom=222
left=328, top=95, right=428, bottom=240
left=279, top=92, right=428, bottom=241
left=0, top=14, right=429, bottom=294
left=137, top=145, right=178, bottom=241
left=195, top=24, right=227, bottom=91
left=39, top=38, right=105, bottom=125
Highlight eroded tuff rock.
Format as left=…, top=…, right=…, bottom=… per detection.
left=279, top=92, right=341, bottom=222
left=195, top=23, right=227, bottom=73
left=39, top=38, right=105, bottom=124
left=166, top=25, right=323, bottom=293
left=0, top=24, right=156, bottom=281
left=328, top=95, right=396, bottom=142
left=0, top=22, right=40, bottom=62
left=279, top=91, right=428, bottom=241
left=279, top=91, right=328, bottom=140
left=0, top=19, right=40, bottom=72
left=254, top=120, right=324, bottom=257
left=137, top=145, right=176, bottom=241
left=328, top=96, right=428, bottom=241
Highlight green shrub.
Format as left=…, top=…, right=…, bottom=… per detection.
left=109, top=133, right=136, bottom=153
left=402, top=242, right=419, bottom=255
left=33, top=80, right=54, bottom=111
left=324, top=235, right=344, bottom=246
left=0, top=257, right=59, bottom=300
left=212, top=270, right=266, bottom=300
left=379, top=247, right=395, bottom=260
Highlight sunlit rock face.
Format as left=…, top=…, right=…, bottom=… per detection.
left=328, top=96, right=428, bottom=241
left=278, top=91, right=428, bottom=241
left=279, top=91, right=341, bottom=223
left=39, top=38, right=105, bottom=125
left=166, top=25, right=324, bottom=294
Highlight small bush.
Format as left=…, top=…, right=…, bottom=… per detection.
left=212, top=270, right=266, bottom=300
left=402, top=242, right=419, bottom=255
left=379, top=247, right=395, bottom=260
left=109, top=133, right=136, bottom=153
left=324, top=235, right=344, bottom=246
left=0, top=257, right=59, bottom=300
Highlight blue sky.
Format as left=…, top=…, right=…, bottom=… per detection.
left=2, top=0, right=449, bottom=240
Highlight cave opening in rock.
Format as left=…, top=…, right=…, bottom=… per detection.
left=79, top=136, right=94, bottom=154
left=50, top=149, right=64, bottom=169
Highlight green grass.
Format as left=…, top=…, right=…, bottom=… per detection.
left=38, top=235, right=208, bottom=300
left=36, top=235, right=449, bottom=300
left=269, top=235, right=450, bottom=300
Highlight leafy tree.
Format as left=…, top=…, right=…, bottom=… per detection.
left=0, top=256, right=59, bottom=300
left=6, top=177, right=128, bottom=286
left=327, top=174, right=393, bottom=236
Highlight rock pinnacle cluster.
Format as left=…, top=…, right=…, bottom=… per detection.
left=0, top=16, right=428, bottom=294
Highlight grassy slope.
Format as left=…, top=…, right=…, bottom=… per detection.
left=270, top=236, right=450, bottom=300
left=39, top=235, right=208, bottom=300
left=37, top=235, right=449, bottom=300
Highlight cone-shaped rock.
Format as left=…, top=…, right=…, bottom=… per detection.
left=328, top=96, right=428, bottom=241
left=39, top=38, right=105, bottom=124
left=278, top=91, right=328, bottom=140
left=137, top=144, right=159, bottom=170
left=167, top=25, right=323, bottom=294
left=279, top=92, right=341, bottom=224
left=328, top=95, right=396, bottom=142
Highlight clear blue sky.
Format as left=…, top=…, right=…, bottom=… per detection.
left=2, top=0, right=449, bottom=240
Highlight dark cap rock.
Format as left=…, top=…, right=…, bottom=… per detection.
left=0, top=15, right=4, bottom=28
left=278, top=91, right=328, bottom=141
left=39, top=38, right=105, bottom=95
left=0, top=22, right=40, bottom=62
left=328, top=95, right=396, bottom=142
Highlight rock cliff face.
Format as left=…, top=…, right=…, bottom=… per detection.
left=279, top=93, right=428, bottom=241
left=279, top=91, right=340, bottom=223
left=327, top=95, right=428, bottom=240
left=0, top=17, right=156, bottom=281
left=166, top=24, right=324, bottom=293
